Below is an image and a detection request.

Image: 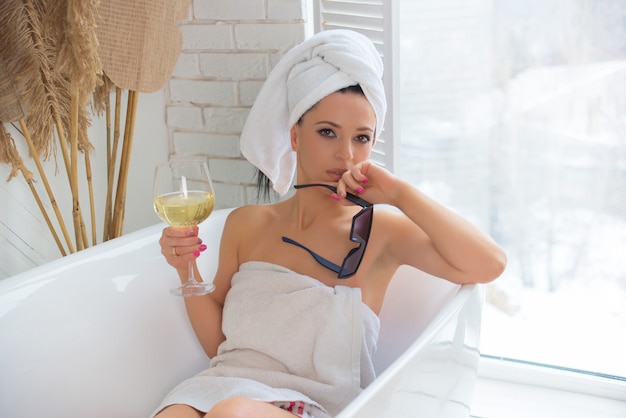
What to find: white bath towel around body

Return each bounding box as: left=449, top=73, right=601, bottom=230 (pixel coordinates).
left=152, top=261, right=380, bottom=418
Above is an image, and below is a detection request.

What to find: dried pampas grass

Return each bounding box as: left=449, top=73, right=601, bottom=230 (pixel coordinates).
left=1, top=0, right=190, bottom=262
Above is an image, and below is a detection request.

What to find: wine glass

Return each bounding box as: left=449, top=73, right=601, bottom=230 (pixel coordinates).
left=153, top=160, right=216, bottom=296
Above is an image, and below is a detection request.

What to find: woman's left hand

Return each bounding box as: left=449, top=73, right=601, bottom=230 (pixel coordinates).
left=337, top=160, right=399, bottom=205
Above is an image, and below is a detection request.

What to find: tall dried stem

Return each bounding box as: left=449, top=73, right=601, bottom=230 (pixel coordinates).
left=47, top=0, right=101, bottom=250
left=102, top=87, right=122, bottom=241
left=111, top=90, right=138, bottom=238
left=19, top=118, right=75, bottom=253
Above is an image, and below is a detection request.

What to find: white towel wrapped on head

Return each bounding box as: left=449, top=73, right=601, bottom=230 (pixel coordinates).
left=240, top=30, right=387, bottom=196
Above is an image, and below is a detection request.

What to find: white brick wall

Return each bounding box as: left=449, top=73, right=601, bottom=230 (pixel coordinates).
left=167, top=0, right=308, bottom=208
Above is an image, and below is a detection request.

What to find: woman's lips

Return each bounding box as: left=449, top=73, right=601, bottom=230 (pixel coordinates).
left=327, top=169, right=345, bottom=181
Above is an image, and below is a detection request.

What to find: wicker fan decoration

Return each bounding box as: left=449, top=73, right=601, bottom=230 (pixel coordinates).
left=0, top=0, right=190, bottom=256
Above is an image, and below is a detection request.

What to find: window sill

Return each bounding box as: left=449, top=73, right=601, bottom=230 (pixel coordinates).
left=471, top=356, right=626, bottom=418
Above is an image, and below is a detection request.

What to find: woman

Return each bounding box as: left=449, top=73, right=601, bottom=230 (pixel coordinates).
left=153, top=30, right=506, bottom=418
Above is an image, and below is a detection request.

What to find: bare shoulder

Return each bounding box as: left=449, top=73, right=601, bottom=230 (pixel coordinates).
left=225, top=204, right=279, bottom=232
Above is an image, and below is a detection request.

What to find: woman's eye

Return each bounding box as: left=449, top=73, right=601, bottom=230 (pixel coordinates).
left=318, top=128, right=335, bottom=137
left=355, top=135, right=371, bottom=143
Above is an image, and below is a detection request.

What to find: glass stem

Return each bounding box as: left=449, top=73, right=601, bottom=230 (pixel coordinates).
left=187, top=260, right=199, bottom=285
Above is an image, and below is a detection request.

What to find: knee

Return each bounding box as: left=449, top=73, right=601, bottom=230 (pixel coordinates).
left=206, top=397, right=258, bottom=418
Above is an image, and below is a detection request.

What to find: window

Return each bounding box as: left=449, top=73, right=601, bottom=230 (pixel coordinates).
left=316, top=0, right=626, bottom=380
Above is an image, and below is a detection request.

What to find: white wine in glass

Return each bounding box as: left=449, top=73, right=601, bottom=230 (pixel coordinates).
left=153, top=160, right=215, bottom=296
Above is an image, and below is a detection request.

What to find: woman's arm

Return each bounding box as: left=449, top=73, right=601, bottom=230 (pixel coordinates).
left=339, top=161, right=507, bottom=284
left=159, top=212, right=241, bottom=358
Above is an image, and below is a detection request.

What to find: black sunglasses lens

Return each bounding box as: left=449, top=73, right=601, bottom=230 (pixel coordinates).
left=340, top=247, right=364, bottom=278
left=340, top=207, right=373, bottom=278
left=352, top=207, right=373, bottom=241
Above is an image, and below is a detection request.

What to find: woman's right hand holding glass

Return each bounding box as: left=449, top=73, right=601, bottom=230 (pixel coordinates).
left=159, top=225, right=207, bottom=271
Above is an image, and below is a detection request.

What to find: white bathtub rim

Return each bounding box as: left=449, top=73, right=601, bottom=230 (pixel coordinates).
left=0, top=208, right=234, bottom=293
left=336, top=283, right=482, bottom=417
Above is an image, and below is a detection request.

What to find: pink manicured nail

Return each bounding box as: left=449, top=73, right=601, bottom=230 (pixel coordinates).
left=356, top=187, right=364, bottom=193
left=362, top=178, right=369, bottom=183
left=332, top=194, right=340, bottom=201
left=199, top=244, right=207, bottom=251
left=193, top=251, right=200, bottom=257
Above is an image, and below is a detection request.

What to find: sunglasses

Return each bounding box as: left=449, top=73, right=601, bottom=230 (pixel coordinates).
left=282, top=183, right=374, bottom=279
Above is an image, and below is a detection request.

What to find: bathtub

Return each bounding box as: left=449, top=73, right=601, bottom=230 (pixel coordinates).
left=0, top=208, right=484, bottom=418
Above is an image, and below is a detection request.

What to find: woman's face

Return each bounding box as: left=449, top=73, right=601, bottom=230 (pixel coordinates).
left=291, top=91, right=376, bottom=183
